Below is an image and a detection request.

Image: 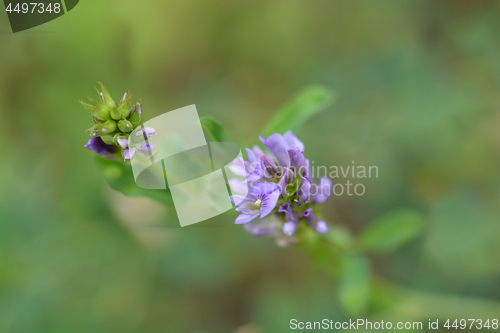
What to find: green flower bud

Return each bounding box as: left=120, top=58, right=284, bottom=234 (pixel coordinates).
left=81, top=84, right=145, bottom=142
left=117, top=119, right=133, bottom=133
left=118, top=91, right=133, bottom=119
left=128, top=101, right=143, bottom=128
left=98, top=82, right=116, bottom=109
left=80, top=99, right=110, bottom=121
left=96, top=82, right=121, bottom=120
left=87, top=120, right=117, bottom=135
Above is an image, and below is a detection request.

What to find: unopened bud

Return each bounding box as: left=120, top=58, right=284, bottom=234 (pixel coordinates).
left=117, top=119, right=133, bottom=133
left=80, top=99, right=109, bottom=121
left=87, top=120, right=117, bottom=135
left=128, top=101, right=143, bottom=127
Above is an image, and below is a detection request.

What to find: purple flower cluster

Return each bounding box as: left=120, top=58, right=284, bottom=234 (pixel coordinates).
left=229, top=131, right=332, bottom=241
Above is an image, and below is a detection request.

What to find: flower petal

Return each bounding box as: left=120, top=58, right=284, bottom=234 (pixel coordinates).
left=228, top=178, right=249, bottom=196
left=251, top=145, right=265, bottom=159
left=314, top=220, right=329, bottom=234
left=304, top=159, right=313, bottom=183
left=235, top=201, right=258, bottom=213
left=235, top=211, right=260, bottom=224
left=230, top=195, right=253, bottom=206
left=123, top=147, right=136, bottom=160
left=245, top=148, right=257, bottom=164
left=282, top=220, right=299, bottom=237
left=300, top=208, right=314, bottom=222
left=259, top=184, right=280, bottom=218
left=143, top=127, right=155, bottom=137
left=288, top=147, right=306, bottom=171
left=312, top=177, right=333, bottom=205
left=116, top=137, right=129, bottom=148
left=283, top=130, right=304, bottom=152
left=298, top=178, right=311, bottom=203
left=278, top=202, right=296, bottom=222
left=260, top=156, right=282, bottom=179
left=260, top=133, right=290, bottom=167
left=277, top=175, right=288, bottom=195
left=228, top=158, right=248, bottom=177
left=138, top=142, right=155, bottom=154
left=85, top=137, right=118, bottom=157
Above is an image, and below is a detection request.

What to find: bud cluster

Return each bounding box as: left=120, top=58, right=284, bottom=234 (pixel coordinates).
left=81, top=83, right=151, bottom=160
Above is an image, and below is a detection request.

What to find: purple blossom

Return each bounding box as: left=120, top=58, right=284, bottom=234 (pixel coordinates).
left=259, top=131, right=304, bottom=167
left=279, top=202, right=299, bottom=236
left=311, top=177, right=332, bottom=205
left=84, top=137, right=118, bottom=157
left=232, top=182, right=280, bottom=224
left=138, top=142, right=155, bottom=154
left=116, top=137, right=129, bottom=148
left=135, top=127, right=155, bottom=138
left=300, top=208, right=329, bottom=234
left=283, top=130, right=305, bottom=152
left=277, top=167, right=294, bottom=195
left=123, top=147, right=136, bottom=160
left=230, top=131, right=332, bottom=242
left=297, top=178, right=311, bottom=205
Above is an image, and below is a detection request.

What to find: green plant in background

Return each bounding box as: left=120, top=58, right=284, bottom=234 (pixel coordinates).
left=81, top=84, right=426, bottom=316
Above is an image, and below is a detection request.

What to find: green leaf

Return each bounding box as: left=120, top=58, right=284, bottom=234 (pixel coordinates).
left=357, top=210, right=425, bottom=254
left=261, top=86, right=335, bottom=137
left=95, top=156, right=173, bottom=204
left=200, top=116, right=230, bottom=142
left=338, top=253, right=371, bottom=316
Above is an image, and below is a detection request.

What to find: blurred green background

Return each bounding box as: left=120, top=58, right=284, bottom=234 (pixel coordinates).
left=1, top=0, right=500, bottom=332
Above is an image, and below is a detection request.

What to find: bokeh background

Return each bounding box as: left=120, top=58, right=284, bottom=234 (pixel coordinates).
left=1, top=0, right=500, bottom=332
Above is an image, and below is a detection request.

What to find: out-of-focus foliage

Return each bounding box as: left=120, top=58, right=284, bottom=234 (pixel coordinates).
left=357, top=210, right=426, bottom=254
left=1, top=0, right=500, bottom=332
left=260, top=86, right=334, bottom=137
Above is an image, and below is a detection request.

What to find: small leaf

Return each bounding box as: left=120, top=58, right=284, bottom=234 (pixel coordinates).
left=357, top=209, right=425, bottom=254
left=200, top=116, right=230, bottom=142
left=325, top=225, right=353, bottom=249
left=261, top=86, right=335, bottom=137
left=338, top=253, right=371, bottom=316
left=95, top=156, right=173, bottom=204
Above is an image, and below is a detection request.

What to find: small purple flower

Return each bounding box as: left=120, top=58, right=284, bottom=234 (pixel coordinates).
left=138, top=142, right=155, bottom=154
left=245, top=146, right=265, bottom=164
left=303, top=159, right=313, bottom=184
left=279, top=202, right=299, bottom=236
left=288, top=147, right=306, bottom=172
left=277, top=167, right=294, bottom=195
left=311, top=177, right=332, bottom=205
left=84, top=137, right=118, bottom=157
left=259, top=132, right=304, bottom=167
left=232, top=182, right=280, bottom=224
left=297, top=178, right=311, bottom=204
left=259, top=133, right=291, bottom=167
left=123, top=147, right=136, bottom=160
left=116, top=137, right=129, bottom=149
left=260, top=156, right=282, bottom=178
left=283, top=130, right=304, bottom=152
left=315, top=220, right=329, bottom=234
left=228, top=148, right=263, bottom=180
left=300, top=208, right=329, bottom=234
left=135, top=127, right=155, bottom=138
